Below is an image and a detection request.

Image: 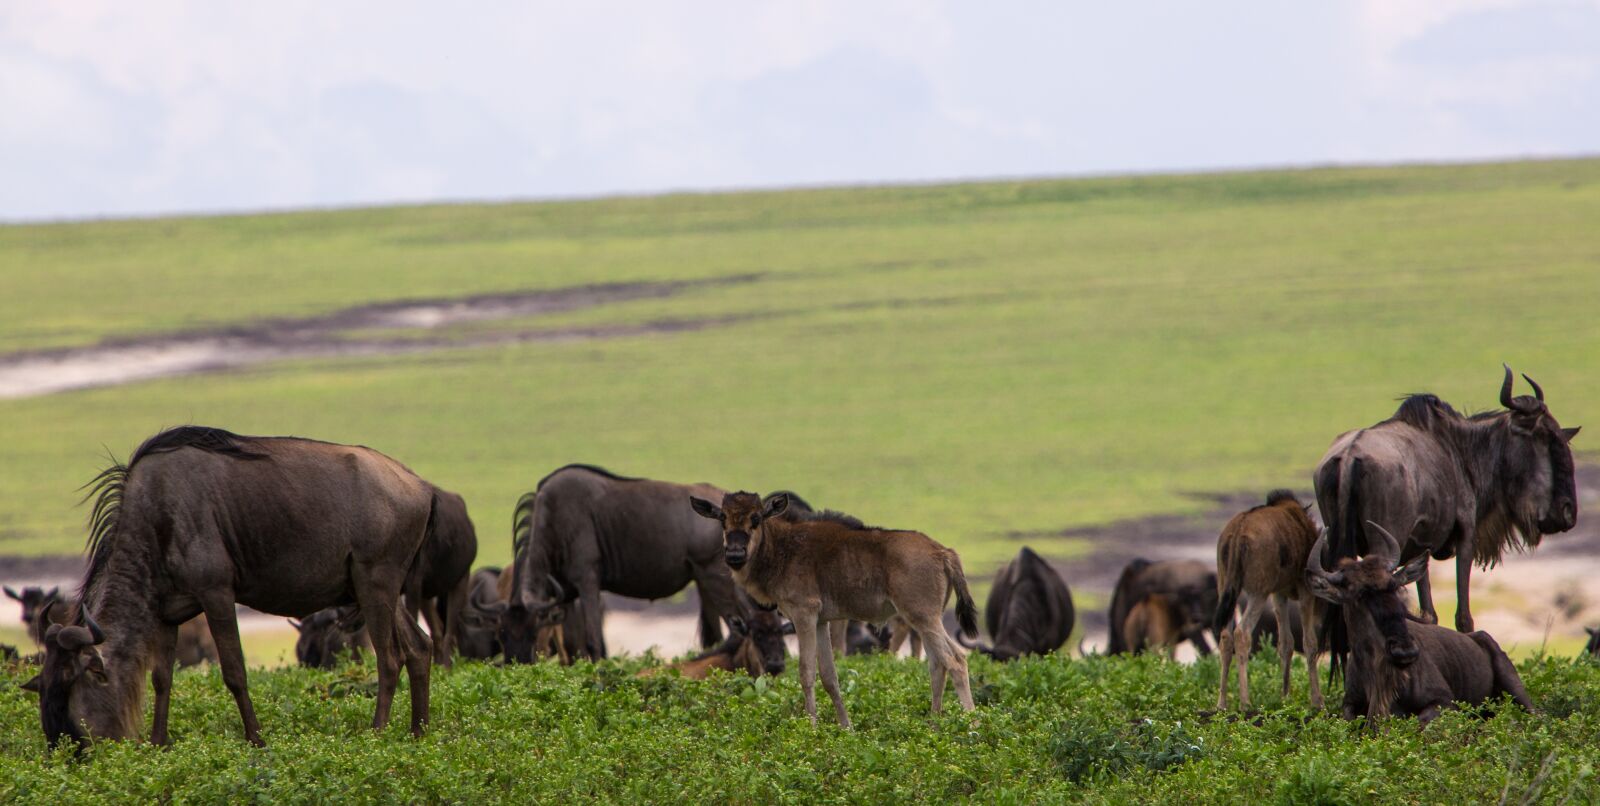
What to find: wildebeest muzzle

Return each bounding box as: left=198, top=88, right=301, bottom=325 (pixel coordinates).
left=724, top=531, right=751, bottom=569
left=1386, top=637, right=1419, bottom=668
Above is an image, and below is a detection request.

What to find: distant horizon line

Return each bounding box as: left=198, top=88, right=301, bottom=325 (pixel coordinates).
left=6, top=151, right=1597, bottom=228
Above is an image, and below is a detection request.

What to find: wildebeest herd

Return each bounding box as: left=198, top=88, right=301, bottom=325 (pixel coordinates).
left=8, top=365, right=1596, bottom=748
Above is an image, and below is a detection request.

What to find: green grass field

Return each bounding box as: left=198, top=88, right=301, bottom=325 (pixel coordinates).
left=3, top=159, right=1599, bottom=571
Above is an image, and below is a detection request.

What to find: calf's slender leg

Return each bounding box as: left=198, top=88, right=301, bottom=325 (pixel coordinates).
left=790, top=608, right=822, bottom=725
left=1234, top=595, right=1268, bottom=711
left=1272, top=593, right=1294, bottom=698
left=1216, top=625, right=1234, bottom=710
left=1300, top=596, right=1323, bottom=710
left=816, top=620, right=851, bottom=728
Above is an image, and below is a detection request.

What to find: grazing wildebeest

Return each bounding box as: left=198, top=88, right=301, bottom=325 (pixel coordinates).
left=1214, top=490, right=1324, bottom=711
left=6, top=586, right=69, bottom=647
left=1306, top=523, right=1535, bottom=726
left=691, top=491, right=979, bottom=727
left=290, top=608, right=371, bottom=669
left=456, top=568, right=507, bottom=660
left=1585, top=627, right=1599, bottom=658
left=503, top=466, right=745, bottom=662
left=175, top=616, right=218, bottom=668
left=1124, top=594, right=1181, bottom=658
left=639, top=595, right=793, bottom=680
left=404, top=487, right=477, bottom=665
left=1107, top=559, right=1217, bottom=656
left=1315, top=366, right=1580, bottom=637
left=956, top=546, right=1074, bottom=661
left=21, top=427, right=435, bottom=747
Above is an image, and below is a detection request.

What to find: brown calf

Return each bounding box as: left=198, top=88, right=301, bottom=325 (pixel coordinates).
left=638, top=607, right=792, bottom=680
left=1214, top=490, right=1324, bottom=711
left=1124, top=594, right=1182, bottom=658
left=691, top=492, right=978, bottom=727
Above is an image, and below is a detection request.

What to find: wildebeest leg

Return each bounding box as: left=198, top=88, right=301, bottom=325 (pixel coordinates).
left=353, top=566, right=405, bottom=733
left=1414, top=564, right=1439, bottom=625
left=418, top=598, right=449, bottom=667
left=148, top=622, right=179, bottom=746
left=1300, top=597, right=1323, bottom=710
left=442, top=573, right=470, bottom=666
left=1234, top=595, right=1268, bottom=710
left=198, top=591, right=263, bottom=746
left=578, top=577, right=607, bottom=660
left=790, top=607, right=822, bottom=726
left=816, top=620, right=851, bottom=728
left=830, top=620, right=847, bottom=657
left=1454, top=530, right=1475, bottom=632
left=1272, top=593, right=1294, bottom=698
left=914, top=612, right=973, bottom=714
left=1216, top=626, right=1234, bottom=710
left=393, top=600, right=433, bottom=736
left=690, top=563, right=735, bottom=649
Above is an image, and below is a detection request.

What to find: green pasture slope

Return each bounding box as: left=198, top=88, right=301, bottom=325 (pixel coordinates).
left=0, top=654, right=1596, bottom=802
left=3, top=159, right=1599, bottom=571
left=2, top=162, right=1600, bottom=801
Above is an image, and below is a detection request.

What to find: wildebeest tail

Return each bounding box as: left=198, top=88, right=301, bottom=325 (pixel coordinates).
left=1324, top=456, right=1365, bottom=680
left=942, top=549, right=979, bottom=639
left=1213, top=540, right=1243, bottom=635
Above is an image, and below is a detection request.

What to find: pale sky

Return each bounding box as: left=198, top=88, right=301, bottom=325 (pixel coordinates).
left=1, top=1, right=1596, bottom=221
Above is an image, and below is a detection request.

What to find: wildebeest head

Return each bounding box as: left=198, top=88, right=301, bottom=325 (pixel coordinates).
left=1306, top=524, right=1427, bottom=668
left=690, top=491, right=786, bottom=571
left=729, top=609, right=794, bottom=676
left=290, top=609, right=362, bottom=669
left=500, top=575, right=568, bottom=664
left=22, top=612, right=122, bottom=747
left=5, top=586, right=63, bottom=644
left=1497, top=366, right=1581, bottom=537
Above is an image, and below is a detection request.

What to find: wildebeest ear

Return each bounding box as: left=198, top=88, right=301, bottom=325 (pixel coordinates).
left=762, top=493, right=789, bottom=519
left=1562, top=426, right=1581, bottom=442
left=781, top=621, right=796, bottom=635
left=2, top=586, right=18, bottom=601
left=20, top=674, right=40, bottom=693
left=1393, top=555, right=1429, bottom=586
left=689, top=497, right=723, bottom=521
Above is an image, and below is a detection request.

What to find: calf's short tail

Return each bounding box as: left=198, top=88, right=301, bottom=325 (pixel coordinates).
left=942, top=549, right=980, bottom=639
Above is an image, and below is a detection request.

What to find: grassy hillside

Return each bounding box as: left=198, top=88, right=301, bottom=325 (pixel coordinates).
left=1, top=653, right=1595, bottom=802
left=2, top=160, right=1599, bottom=570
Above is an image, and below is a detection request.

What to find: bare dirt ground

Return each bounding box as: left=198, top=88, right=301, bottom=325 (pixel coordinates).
left=0, top=276, right=760, bottom=399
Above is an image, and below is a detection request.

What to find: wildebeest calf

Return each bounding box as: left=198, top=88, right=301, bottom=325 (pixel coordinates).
left=1306, top=523, right=1534, bottom=726
left=1123, top=593, right=1182, bottom=658
left=692, top=492, right=979, bottom=727
left=1107, top=559, right=1217, bottom=656
left=639, top=603, right=792, bottom=680
left=1214, top=490, right=1324, bottom=711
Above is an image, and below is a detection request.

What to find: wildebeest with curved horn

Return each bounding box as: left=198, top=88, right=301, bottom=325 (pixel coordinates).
left=1107, top=559, right=1217, bottom=656
left=1314, top=366, right=1580, bottom=636
left=404, top=486, right=477, bottom=665
left=1306, top=522, right=1534, bottom=726
left=21, top=427, right=436, bottom=747
left=1214, top=490, right=1324, bottom=711
left=956, top=546, right=1074, bottom=661
left=289, top=607, right=370, bottom=669
left=691, top=491, right=979, bottom=727
left=502, top=465, right=744, bottom=662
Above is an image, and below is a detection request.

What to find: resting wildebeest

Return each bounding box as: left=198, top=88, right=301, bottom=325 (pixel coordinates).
left=1315, top=366, right=1580, bottom=636
left=639, top=594, right=792, bottom=680
left=1306, top=523, right=1535, bottom=726
left=503, top=465, right=744, bottom=661
left=1107, top=559, right=1217, bottom=656
left=21, top=427, right=435, bottom=747
left=404, top=487, right=477, bottom=665
left=956, top=546, right=1074, bottom=661
left=691, top=492, right=979, bottom=727
left=290, top=608, right=370, bottom=669
left=1214, top=490, right=1324, bottom=711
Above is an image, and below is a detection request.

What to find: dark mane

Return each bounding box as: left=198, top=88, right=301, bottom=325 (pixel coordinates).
left=79, top=427, right=267, bottom=601
left=1262, top=489, right=1301, bottom=508
left=1389, top=394, right=1461, bottom=429
left=511, top=491, right=537, bottom=554
left=536, top=464, right=639, bottom=489
left=780, top=508, right=872, bottom=530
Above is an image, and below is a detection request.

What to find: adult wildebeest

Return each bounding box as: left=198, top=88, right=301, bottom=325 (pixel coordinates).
left=457, top=568, right=508, bottom=660
left=21, top=427, right=435, bottom=747
left=1306, top=523, right=1535, bottom=726
left=691, top=491, right=979, bottom=727
left=503, top=465, right=743, bottom=662
left=404, top=487, right=477, bottom=665
left=290, top=608, right=370, bottom=669
left=1107, top=559, right=1217, bottom=656
left=1124, top=594, right=1181, bottom=658
left=639, top=595, right=792, bottom=680
left=956, top=546, right=1074, bottom=661
left=1315, top=366, right=1580, bottom=636
left=1214, top=490, right=1324, bottom=711
left=457, top=566, right=581, bottom=663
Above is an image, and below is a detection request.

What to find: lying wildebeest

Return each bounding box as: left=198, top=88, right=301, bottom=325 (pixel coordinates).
left=404, top=487, right=477, bottom=665
left=1586, top=627, right=1599, bottom=658
left=639, top=594, right=793, bottom=680
left=22, top=427, right=435, bottom=747
left=6, top=586, right=70, bottom=646
left=503, top=465, right=745, bottom=662
left=1107, top=559, right=1217, bottom=656
left=1214, top=490, right=1324, bottom=711
left=691, top=491, right=979, bottom=727
left=1307, top=522, right=1534, bottom=726
left=1315, top=366, right=1580, bottom=636
left=957, top=546, right=1074, bottom=661
left=290, top=608, right=371, bottom=669
left=1124, top=593, right=1181, bottom=658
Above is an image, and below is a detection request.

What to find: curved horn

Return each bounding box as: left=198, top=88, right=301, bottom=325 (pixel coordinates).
left=81, top=611, right=106, bottom=645
left=1306, top=528, right=1331, bottom=577
left=546, top=574, right=567, bottom=604
left=1500, top=364, right=1516, bottom=409
left=1522, top=373, right=1544, bottom=403
left=1365, top=520, right=1403, bottom=567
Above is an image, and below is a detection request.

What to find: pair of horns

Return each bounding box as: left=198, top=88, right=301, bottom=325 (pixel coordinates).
left=515, top=574, right=567, bottom=610
left=1500, top=364, right=1545, bottom=412
left=45, top=612, right=105, bottom=652
left=1307, top=520, right=1404, bottom=578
